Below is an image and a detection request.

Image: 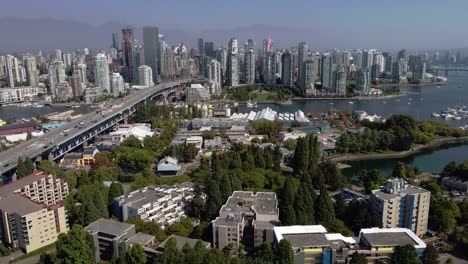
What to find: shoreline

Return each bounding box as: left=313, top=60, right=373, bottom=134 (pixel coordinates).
left=329, top=136, right=468, bottom=163
left=291, top=93, right=405, bottom=101
left=372, top=81, right=446, bottom=89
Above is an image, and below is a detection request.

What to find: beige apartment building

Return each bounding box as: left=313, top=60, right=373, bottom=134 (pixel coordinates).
left=370, top=179, right=430, bottom=237
left=212, top=191, right=280, bottom=250
left=0, top=171, right=69, bottom=253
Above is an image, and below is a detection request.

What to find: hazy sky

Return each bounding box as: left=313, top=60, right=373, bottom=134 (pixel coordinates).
left=1, top=0, right=468, bottom=49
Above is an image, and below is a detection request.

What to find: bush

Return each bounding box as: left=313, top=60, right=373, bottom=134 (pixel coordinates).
left=0, top=243, right=10, bottom=256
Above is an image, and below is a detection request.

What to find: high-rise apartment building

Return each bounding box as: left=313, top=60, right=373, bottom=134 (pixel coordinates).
left=227, top=38, right=239, bottom=86
left=143, top=26, right=160, bottom=84
left=94, top=53, right=110, bottom=94
left=207, top=59, right=221, bottom=94
left=212, top=191, right=280, bottom=250
left=5, top=55, right=17, bottom=88
left=48, top=60, right=66, bottom=96
left=138, top=65, right=153, bottom=87
left=0, top=171, right=69, bottom=253
left=356, top=69, right=370, bottom=95
left=24, top=56, right=39, bottom=87
left=321, top=53, right=335, bottom=91
left=297, top=41, right=308, bottom=82
left=198, top=38, right=205, bottom=56
left=110, top=73, right=124, bottom=97
left=281, top=51, right=293, bottom=87
left=55, top=50, right=62, bottom=62
left=244, top=39, right=255, bottom=85
left=121, top=27, right=134, bottom=82
left=301, top=59, right=316, bottom=89
left=353, top=50, right=363, bottom=69
left=334, top=65, right=347, bottom=94
left=371, top=179, right=430, bottom=237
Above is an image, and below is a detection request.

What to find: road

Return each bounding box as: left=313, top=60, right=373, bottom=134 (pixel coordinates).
left=0, top=80, right=188, bottom=176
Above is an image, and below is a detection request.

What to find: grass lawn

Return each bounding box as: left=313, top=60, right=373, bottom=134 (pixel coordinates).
left=10, top=243, right=56, bottom=263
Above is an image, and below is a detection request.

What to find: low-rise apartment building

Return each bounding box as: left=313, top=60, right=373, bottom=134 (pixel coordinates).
left=212, top=191, right=280, bottom=250
left=112, top=183, right=194, bottom=228
left=0, top=171, right=69, bottom=253
left=273, top=225, right=426, bottom=264
left=370, top=179, right=430, bottom=237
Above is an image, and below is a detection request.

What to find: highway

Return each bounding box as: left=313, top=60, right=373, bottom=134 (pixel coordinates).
left=0, top=80, right=188, bottom=176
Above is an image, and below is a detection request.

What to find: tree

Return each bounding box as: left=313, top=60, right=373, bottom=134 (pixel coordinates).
left=291, top=137, right=309, bottom=176
left=391, top=245, right=420, bottom=264
left=315, top=186, right=335, bottom=225
left=254, top=242, right=274, bottom=263
left=349, top=252, right=368, bottom=264
left=421, top=243, right=439, bottom=264
left=125, top=244, right=147, bottom=264
left=77, top=170, right=90, bottom=187
left=158, top=237, right=182, bottom=264
left=55, top=225, right=94, bottom=264
left=279, top=176, right=296, bottom=225
left=108, top=182, right=124, bottom=215
left=274, top=239, right=294, bottom=264
left=16, top=157, right=34, bottom=178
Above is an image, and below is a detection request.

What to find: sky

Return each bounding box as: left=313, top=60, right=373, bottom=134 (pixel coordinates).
left=1, top=0, right=468, bottom=49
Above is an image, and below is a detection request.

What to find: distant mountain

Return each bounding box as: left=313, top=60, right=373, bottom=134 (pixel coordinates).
left=0, top=17, right=318, bottom=53
left=1, top=17, right=465, bottom=53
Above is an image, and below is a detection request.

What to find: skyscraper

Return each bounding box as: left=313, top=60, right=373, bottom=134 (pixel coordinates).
left=244, top=39, right=255, bottom=84
left=121, top=27, right=134, bottom=82
left=138, top=65, right=153, bottom=87
left=48, top=60, right=66, bottom=96
left=69, top=71, right=82, bottom=97
left=5, top=55, right=16, bottom=88
left=24, top=56, right=39, bottom=87
left=143, top=26, right=160, bottom=84
left=353, top=50, right=363, bottom=69
left=55, top=50, right=62, bottom=62
left=356, top=69, right=370, bottom=95
left=227, top=38, right=239, bottom=87
left=94, top=53, right=110, bottom=94
left=63, top=53, right=73, bottom=70
left=397, top=49, right=407, bottom=61
left=383, top=52, right=393, bottom=74
left=321, top=53, right=335, bottom=91
left=281, top=51, right=293, bottom=87
left=297, top=41, right=308, bottom=82
left=207, top=59, right=221, bottom=94
left=334, top=65, right=346, bottom=94
left=112, top=32, right=120, bottom=51
left=110, top=73, right=125, bottom=97
left=302, top=59, right=316, bottom=89
left=198, top=38, right=205, bottom=57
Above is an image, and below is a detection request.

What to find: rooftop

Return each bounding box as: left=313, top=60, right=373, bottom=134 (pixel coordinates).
left=85, top=218, right=134, bottom=239
left=158, top=235, right=210, bottom=250
left=127, top=232, right=155, bottom=246
left=283, top=233, right=330, bottom=249
left=360, top=227, right=426, bottom=249
left=0, top=193, right=45, bottom=215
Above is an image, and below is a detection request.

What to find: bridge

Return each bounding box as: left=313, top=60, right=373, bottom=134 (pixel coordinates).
left=0, top=79, right=191, bottom=178
left=429, top=65, right=468, bottom=74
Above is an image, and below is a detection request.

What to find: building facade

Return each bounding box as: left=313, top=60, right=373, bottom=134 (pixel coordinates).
left=143, top=26, right=160, bottom=84
left=212, top=191, right=280, bottom=250
left=370, top=179, right=430, bottom=237
left=227, top=38, right=239, bottom=86
left=0, top=171, right=69, bottom=253
left=94, top=53, right=110, bottom=94
left=112, top=183, right=194, bottom=228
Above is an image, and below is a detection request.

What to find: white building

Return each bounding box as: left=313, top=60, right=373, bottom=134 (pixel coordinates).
left=138, top=65, right=153, bottom=87
left=48, top=60, right=66, bottom=96
left=207, top=59, right=221, bottom=94
left=112, top=183, right=194, bottom=228
left=227, top=37, right=239, bottom=86
left=110, top=73, right=125, bottom=97
left=109, top=123, right=154, bottom=141
left=94, top=53, right=110, bottom=94
left=0, top=87, right=47, bottom=103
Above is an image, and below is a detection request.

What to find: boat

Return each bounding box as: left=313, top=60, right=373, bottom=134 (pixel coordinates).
left=71, top=105, right=80, bottom=108
left=408, top=102, right=411, bottom=105
left=432, top=113, right=441, bottom=117
left=234, top=102, right=239, bottom=107
left=348, top=101, right=354, bottom=104
left=454, top=116, right=462, bottom=120
left=395, top=99, right=401, bottom=102
left=246, top=102, right=254, bottom=108
left=382, top=101, right=387, bottom=104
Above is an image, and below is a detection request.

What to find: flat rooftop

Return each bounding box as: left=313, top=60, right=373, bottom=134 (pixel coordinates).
left=283, top=233, right=330, bottom=249
left=360, top=228, right=426, bottom=249
left=0, top=193, right=45, bottom=215
left=85, top=218, right=134, bottom=238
